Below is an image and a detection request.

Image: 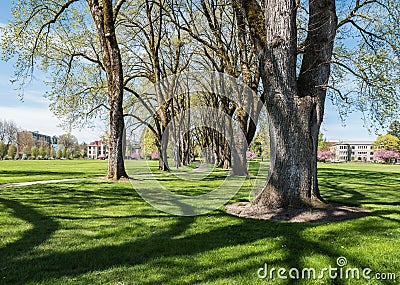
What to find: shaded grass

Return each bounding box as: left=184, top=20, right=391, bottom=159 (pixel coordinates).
left=0, top=161, right=398, bottom=284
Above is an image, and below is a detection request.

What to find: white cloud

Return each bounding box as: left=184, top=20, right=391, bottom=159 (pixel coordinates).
left=0, top=105, right=102, bottom=143
left=21, top=90, right=49, bottom=105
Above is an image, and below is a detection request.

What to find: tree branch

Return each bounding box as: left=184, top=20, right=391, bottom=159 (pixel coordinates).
left=85, top=103, right=110, bottom=121
left=31, top=0, right=81, bottom=69
left=123, top=113, right=157, bottom=135
left=113, top=0, right=126, bottom=20
left=124, top=86, right=157, bottom=115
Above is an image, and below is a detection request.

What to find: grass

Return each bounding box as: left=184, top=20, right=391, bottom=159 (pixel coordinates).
left=0, top=160, right=399, bottom=284
left=0, top=160, right=108, bottom=183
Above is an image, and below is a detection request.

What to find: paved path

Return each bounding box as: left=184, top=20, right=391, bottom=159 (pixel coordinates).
left=0, top=178, right=83, bottom=189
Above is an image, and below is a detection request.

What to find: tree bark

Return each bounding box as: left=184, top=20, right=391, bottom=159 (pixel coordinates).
left=243, top=0, right=337, bottom=209
left=232, top=111, right=248, bottom=176
left=156, top=131, right=170, bottom=171
left=88, top=0, right=127, bottom=179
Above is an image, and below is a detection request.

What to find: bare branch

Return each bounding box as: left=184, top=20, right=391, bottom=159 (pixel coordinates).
left=337, top=0, right=377, bottom=29
left=123, top=113, right=157, bottom=135
left=113, top=0, right=126, bottom=20
left=327, top=85, right=350, bottom=103
left=124, top=86, right=157, bottom=115
left=31, top=0, right=81, bottom=69
left=85, top=103, right=110, bottom=121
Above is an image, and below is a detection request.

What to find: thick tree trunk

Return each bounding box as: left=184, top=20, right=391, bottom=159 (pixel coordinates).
left=232, top=114, right=248, bottom=176
left=253, top=96, right=323, bottom=208
left=88, top=0, right=128, bottom=179
left=243, top=0, right=337, bottom=209
left=157, top=132, right=170, bottom=171
left=222, top=140, right=232, bottom=170
left=158, top=147, right=169, bottom=171
left=107, top=102, right=127, bottom=179
left=169, top=123, right=181, bottom=168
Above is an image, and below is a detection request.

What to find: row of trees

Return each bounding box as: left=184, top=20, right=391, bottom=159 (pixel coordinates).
left=0, top=117, right=87, bottom=160
left=19, top=133, right=87, bottom=160
left=373, top=131, right=400, bottom=163
left=2, top=1, right=400, bottom=210
left=20, top=145, right=85, bottom=160
left=0, top=119, right=18, bottom=159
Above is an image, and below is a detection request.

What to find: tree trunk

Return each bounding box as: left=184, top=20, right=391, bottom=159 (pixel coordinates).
left=222, top=140, right=232, bottom=170
left=88, top=0, right=127, bottom=179
left=107, top=101, right=127, bottom=179
left=232, top=114, right=248, bottom=176
left=242, top=0, right=337, bottom=209
left=157, top=131, right=170, bottom=171
left=253, top=96, right=323, bottom=208
left=158, top=147, right=169, bottom=171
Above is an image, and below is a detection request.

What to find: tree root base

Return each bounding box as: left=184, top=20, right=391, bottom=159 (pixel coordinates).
left=225, top=202, right=370, bottom=223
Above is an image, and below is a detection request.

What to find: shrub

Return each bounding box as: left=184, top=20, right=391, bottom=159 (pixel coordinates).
left=373, top=149, right=400, bottom=163
left=317, top=150, right=334, bottom=162
left=246, top=151, right=257, bottom=160
left=151, top=151, right=159, bottom=160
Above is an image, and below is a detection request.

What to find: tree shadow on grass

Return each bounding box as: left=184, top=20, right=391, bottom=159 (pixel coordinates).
left=319, top=173, right=400, bottom=225
left=1, top=167, right=399, bottom=284
left=319, top=168, right=400, bottom=208
left=318, top=168, right=400, bottom=184
left=0, top=198, right=59, bottom=275
left=1, top=196, right=397, bottom=284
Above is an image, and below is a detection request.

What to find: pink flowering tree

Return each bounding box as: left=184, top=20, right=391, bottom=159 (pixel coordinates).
left=131, top=152, right=141, bottom=160
left=317, top=150, right=334, bottom=162
left=373, top=149, right=400, bottom=163
left=151, top=151, right=159, bottom=160
left=246, top=151, right=257, bottom=160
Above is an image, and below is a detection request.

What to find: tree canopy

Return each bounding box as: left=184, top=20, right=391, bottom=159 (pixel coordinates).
left=373, top=134, right=400, bottom=151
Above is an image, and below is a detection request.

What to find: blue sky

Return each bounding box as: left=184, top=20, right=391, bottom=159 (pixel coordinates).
left=0, top=1, right=379, bottom=143
left=0, top=1, right=104, bottom=143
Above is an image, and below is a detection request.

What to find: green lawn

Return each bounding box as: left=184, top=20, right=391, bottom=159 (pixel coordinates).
left=0, top=160, right=108, bottom=183
left=0, top=161, right=399, bottom=284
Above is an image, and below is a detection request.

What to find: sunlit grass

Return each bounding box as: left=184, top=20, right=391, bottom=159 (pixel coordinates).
left=0, top=160, right=398, bottom=284
left=0, top=160, right=108, bottom=183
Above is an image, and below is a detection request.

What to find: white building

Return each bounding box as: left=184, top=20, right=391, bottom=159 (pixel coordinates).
left=330, top=141, right=375, bottom=162
left=87, top=140, right=108, bottom=159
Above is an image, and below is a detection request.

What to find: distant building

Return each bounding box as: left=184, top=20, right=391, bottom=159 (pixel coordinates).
left=87, top=140, right=108, bottom=159
left=31, top=131, right=53, bottom=144
left=17, top=131, right=56, bottom=154
left=330, top=141, right=375, bottom=162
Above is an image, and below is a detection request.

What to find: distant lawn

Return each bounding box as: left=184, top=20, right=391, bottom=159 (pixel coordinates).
left=0, top=159, right=191, bottom=184
left=318, top=162, right=400, bottom=209
left=0, top=160, right=108, bottom=184
left=0, top=161, right=398, bottom=284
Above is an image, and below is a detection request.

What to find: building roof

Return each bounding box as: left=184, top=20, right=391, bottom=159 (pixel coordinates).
left=88, top=140, right=103, bottom=147
left=331, top=141, right=373, bottom=146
